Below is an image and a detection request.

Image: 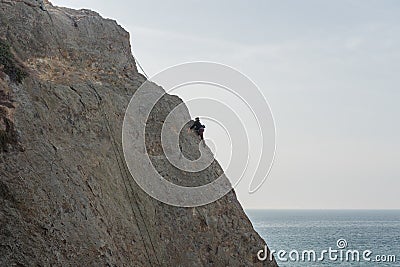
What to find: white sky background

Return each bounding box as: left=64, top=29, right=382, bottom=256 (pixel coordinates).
left=51, top=0, right=400, bottom=209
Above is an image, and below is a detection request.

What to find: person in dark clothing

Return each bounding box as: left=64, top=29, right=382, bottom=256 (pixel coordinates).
left=189, top=117, right=205, bottom=140
left=36, top=0, right=47, bottom=11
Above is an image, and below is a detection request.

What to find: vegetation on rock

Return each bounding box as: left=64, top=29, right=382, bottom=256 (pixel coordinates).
left=0, top=40, right=27, bottom=83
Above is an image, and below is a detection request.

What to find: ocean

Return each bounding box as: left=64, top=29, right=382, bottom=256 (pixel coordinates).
left=245, top=210, right=400, bottom=266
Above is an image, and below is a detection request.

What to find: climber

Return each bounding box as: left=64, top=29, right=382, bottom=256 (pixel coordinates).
left=36, top=0, right=47, bottom=11
left=189, top=117, right=205, bottom=140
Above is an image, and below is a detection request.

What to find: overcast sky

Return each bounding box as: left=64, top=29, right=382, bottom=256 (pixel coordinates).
left=52, top=0, right=400, bottom=209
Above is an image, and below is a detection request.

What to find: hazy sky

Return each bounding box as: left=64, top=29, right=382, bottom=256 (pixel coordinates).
left=51, top=0, right=400, bottom=209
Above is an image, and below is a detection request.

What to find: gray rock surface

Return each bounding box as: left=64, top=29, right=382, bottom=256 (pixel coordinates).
left=0, top=1, right=277, bottom=266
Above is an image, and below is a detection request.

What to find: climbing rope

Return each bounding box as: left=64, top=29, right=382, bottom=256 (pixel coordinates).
left=87, top=83, right=161, bottom=267
left=133, top=55, right=149, bottom=80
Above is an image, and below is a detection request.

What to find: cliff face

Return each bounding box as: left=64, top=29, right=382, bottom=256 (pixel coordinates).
left=0, top=1, right=277, bottom=266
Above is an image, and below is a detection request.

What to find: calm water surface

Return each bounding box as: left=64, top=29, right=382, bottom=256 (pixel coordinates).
left=246, top=210, right=400, bottom=266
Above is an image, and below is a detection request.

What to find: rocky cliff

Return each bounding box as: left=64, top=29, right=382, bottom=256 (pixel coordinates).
left=0, top=1, right=277, bottom=266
